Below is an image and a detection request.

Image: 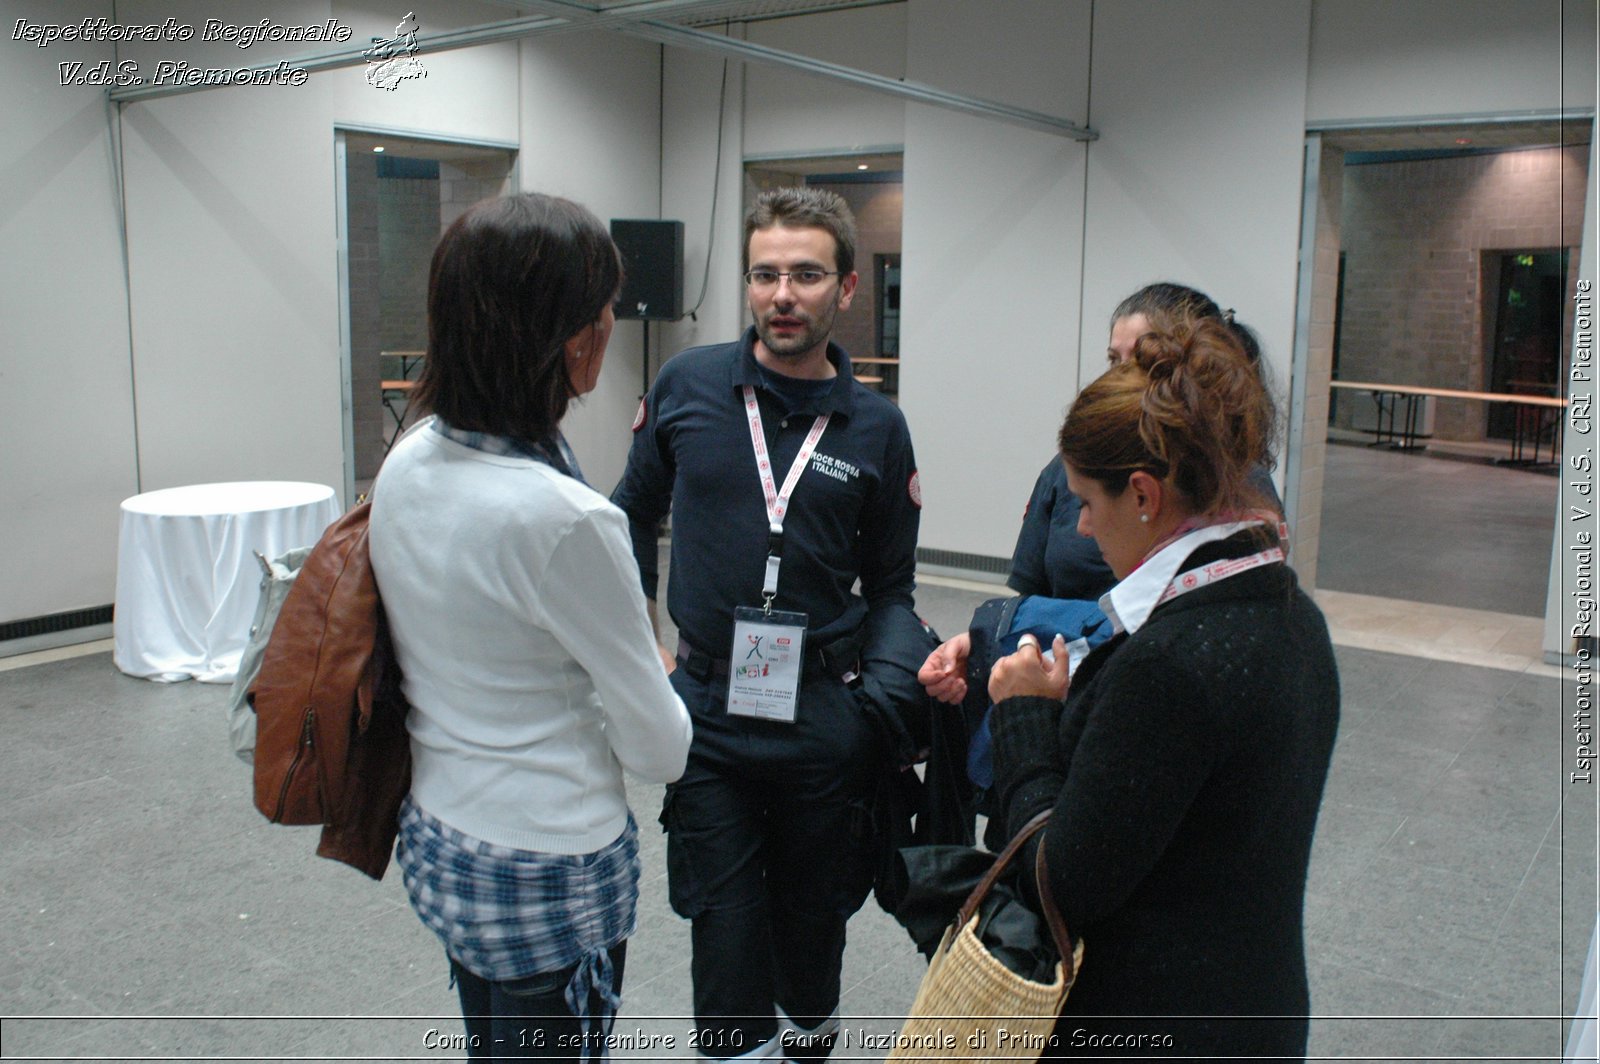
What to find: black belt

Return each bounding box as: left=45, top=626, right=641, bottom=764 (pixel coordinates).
left=676, top=633, right=862, bottom=686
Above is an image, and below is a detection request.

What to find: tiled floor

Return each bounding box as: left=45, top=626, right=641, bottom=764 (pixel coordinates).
left=0, top=443, right=1591, bottom=1061
left=1317, top=439, right=1560, bottom=618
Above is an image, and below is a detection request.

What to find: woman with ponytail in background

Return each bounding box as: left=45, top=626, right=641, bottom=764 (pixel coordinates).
left=985, top=316, right=1340, bottom=1061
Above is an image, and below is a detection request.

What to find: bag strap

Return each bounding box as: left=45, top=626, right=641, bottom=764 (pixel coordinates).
left=1035, top=830, right=1077, bottom=982
left=954, top=809, right=1077, bottom=976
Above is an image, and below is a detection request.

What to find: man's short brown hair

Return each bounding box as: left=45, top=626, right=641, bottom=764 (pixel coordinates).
left=743, top=186, right=857, bottom=276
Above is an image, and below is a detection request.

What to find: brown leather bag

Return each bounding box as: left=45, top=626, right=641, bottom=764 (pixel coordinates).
left=248, top=501, right=411, bottom=879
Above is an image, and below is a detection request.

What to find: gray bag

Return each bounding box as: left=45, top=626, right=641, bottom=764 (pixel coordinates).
left=228, top=546, right=314, bottom=763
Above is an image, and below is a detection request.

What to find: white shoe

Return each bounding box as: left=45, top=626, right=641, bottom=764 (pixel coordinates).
left=774, top=1007, right=840, bottom=1063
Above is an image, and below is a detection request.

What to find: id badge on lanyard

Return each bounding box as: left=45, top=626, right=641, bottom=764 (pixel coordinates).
left=728, top=606, right=808, bottom=722
left=725, top=386, right=829, bottom=724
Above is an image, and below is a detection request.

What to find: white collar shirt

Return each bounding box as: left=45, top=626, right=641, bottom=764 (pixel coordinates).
left=1098, top=520, right=1267, bottom=637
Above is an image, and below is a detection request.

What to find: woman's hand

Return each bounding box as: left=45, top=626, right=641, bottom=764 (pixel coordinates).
left=657, top=643, right=677, bottom=676
left=989, top=633, right=1070, bottom=703
left=918, top=631, right=972, bottom=704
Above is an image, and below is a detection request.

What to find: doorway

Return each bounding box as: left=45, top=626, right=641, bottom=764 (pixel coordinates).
left=334, top=130, right=516, bottom=501
left=1484, top=248, right=1567, bottom=439
left=1295, top=120, right=1589, bottom=649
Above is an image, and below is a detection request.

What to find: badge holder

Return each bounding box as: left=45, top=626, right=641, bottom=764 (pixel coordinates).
left=727, top=535, right=807, bottom=723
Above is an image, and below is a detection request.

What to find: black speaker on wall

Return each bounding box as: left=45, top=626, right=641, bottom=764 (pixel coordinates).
left=611, top=219, right=685, bottom=321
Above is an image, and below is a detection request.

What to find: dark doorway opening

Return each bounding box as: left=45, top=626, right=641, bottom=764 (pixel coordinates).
left=1485, top=249, right=1566, bottom=439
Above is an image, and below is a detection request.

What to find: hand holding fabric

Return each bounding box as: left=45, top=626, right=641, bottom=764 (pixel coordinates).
left=917, top=630, right=971, bottom=704
left=988, top=633, right=1070, bottom=703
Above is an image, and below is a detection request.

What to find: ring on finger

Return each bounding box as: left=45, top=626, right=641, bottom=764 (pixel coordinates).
left=1016, top=634, right=1041, bottom=653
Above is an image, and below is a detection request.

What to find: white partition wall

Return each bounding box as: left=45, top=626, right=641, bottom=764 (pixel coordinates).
left=117, top=0, right=344, bottom=495
left=659, top=40, right=750, bottom=371
left=1306, top=0, right=1595, bottom=123
left=1, top=0, right=139, bottom=624
left=1077, top=0, right=1312, bottom=421
left=1546, top=133, right=1598, bottom=665
left=2, top=0, right=684, bottom=635
left=902, top=0, right=1311, bottom=568
left=115, top=0, right=527, bottom=500
left=331, top=0, right=520, bottom=134
left=517, top=29, right=667, bottom=493
left=897, top=0, right=1091, bottom=564
left=742, top=3, right=907, bottom=159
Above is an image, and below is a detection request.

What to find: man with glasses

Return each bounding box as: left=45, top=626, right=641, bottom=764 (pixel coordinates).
left=613, top=187, right=922, bottom=1061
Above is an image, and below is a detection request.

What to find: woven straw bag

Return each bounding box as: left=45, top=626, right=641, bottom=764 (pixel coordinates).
left=887, top=812, right=1082, bottom=1061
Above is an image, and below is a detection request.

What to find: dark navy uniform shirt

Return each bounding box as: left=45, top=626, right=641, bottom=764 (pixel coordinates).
left=611, top=327, right=921, bottom=657
left=1007, top=457, right=1116, bottom=601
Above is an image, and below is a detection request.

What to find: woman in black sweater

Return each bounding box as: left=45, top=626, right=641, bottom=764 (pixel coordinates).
left=986, top=317, right=1340, bottom=1061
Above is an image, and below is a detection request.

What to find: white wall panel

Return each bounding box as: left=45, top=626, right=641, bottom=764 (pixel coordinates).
left=899, top=0, right=1091, bottom=560
left=1078, top=0, right=1312, bottom=480
left=331, top=0, right=520, bottom=144
left=0, top=0, right=138, bottom=622
left=518, top=31, right=666, bottom=494
left=1546, top=133, right=1598, bottom=662
left=118, top=0, right=345, bottom=494
left=743, top=4, right=907, bottom=158
left=1307, top=0, right=1597, bottom=124
left=659, top=42, right=750, bottom=381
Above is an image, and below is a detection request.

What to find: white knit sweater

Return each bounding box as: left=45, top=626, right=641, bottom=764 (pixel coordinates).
left=369, top=426, right=691, bottom=855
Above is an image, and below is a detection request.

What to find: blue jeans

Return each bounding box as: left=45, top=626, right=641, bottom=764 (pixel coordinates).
left=451, top=943, right=627, bottom=1062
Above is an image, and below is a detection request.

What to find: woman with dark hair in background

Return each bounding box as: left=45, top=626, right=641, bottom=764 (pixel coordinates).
left=1009, top=281, right=1276, bottom=601
left=986, top=316, right=1339, bottom=1060
left=369, top=193, right=693, bottom=1061
left=919, top=281, right=1277, bottom=705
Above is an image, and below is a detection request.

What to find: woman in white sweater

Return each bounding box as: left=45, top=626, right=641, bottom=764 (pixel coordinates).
left=369, top=193, right=693, bottom=1061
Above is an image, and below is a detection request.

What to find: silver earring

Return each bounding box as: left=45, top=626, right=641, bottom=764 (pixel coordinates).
left=1140, top=514, right=1149, bottom=523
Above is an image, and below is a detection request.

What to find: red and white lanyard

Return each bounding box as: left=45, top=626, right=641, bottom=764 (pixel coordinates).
left=743, top=385, right=830, bottom=605
left=1153, top=542, right=1285, bottom=608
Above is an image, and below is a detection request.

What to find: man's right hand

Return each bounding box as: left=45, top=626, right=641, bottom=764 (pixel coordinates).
left=917, top=630, right=972, bottom=704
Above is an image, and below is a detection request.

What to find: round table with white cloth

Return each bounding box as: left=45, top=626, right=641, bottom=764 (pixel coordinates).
left=112, top=481, right=341, bottom=683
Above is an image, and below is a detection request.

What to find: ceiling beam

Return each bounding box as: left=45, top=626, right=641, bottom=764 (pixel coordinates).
left=106, top=2, right=764, bottom=102
left=109, top=0, right=1099, bottom=143
left=516, top=0, right=1097, bottom=140
left=108, top=13, right=574, bottom=102
left=625, top=19, right=1095, bottom=140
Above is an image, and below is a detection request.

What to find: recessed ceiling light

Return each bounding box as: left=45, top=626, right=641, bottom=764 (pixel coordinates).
left=373, top=146, right=386, bottom=153
left=857, top=163, right=869, bottom=170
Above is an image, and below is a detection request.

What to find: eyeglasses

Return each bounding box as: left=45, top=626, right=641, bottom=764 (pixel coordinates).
left=743, top=268, right=842, bottom=290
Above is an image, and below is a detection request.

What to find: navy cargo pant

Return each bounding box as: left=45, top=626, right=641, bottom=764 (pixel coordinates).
left=662, top=662, right=882, bottom=1061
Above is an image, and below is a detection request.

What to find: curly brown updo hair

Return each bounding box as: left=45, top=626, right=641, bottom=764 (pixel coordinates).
left=1059, top=317, right=1277, bottom=515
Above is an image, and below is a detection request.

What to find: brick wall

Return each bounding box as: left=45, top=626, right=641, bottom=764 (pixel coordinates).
left=347, top=160, right=438, bottom=481
left=1335, top=145, right=1587, bottom=441
left=440, top=158, right=510, bottom=232
left=377, top=174, right=437, bottom=354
